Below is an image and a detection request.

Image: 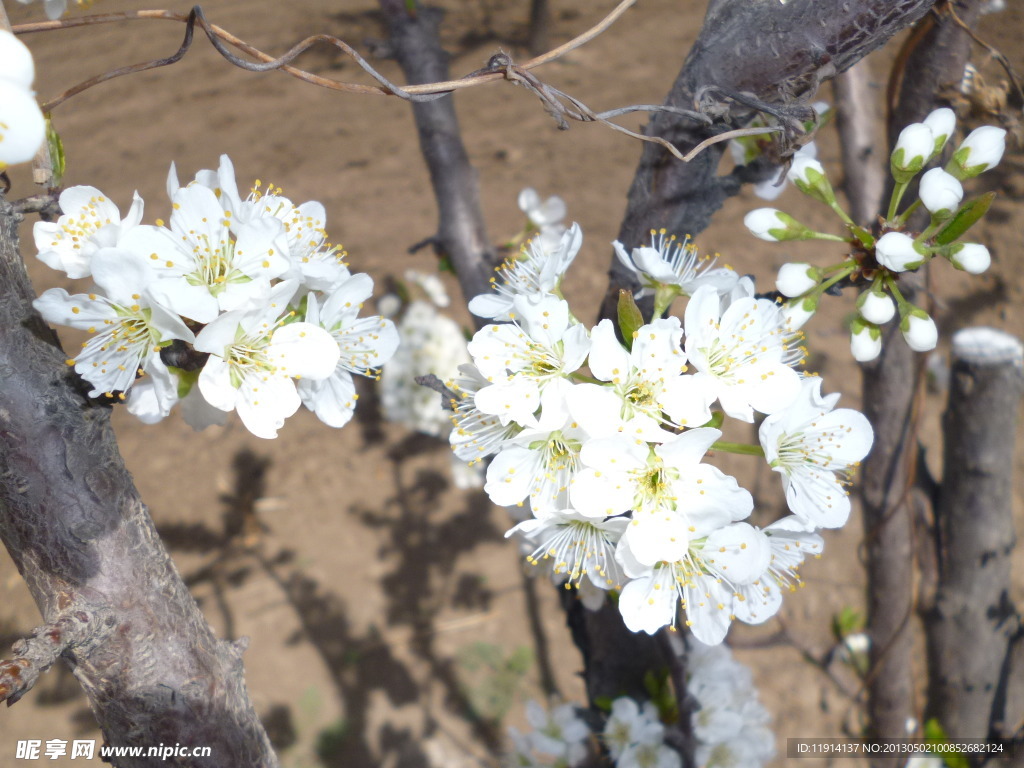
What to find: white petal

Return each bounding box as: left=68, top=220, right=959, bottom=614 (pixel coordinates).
left=298, top=369, right=357, bottom=428
left=269, top=323, right=341, bottom=381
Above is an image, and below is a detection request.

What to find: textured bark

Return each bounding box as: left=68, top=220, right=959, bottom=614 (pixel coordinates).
left=860, top=3, right=983, bottom=761
left=379, top=0, right=496, bottom=316
left=834, top=61, right=887, bottom=226
left=0, top=198, right=277, bottom=767
left=860, top=330, right=919, bottom=759
left=926, top=329, right=1023, bottom=738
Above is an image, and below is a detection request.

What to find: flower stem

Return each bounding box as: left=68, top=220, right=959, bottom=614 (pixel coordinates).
left=887, top=180, right=909, bottom=223
left=710, top=441, right=765, bottom=457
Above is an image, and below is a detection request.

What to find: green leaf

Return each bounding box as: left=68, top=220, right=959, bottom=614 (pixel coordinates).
left=618, top=290, right=644, bottom=351
left=934, top=192, right=995, bottom=245
left=923, top=718, right=969, bottom=768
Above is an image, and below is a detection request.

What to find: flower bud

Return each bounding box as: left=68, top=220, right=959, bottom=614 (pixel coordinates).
left=786, top=157, right=837, bottom=206
left=776, top=262, right=819, bottom=297
left=922, top=108, right=956, bottom=155
left=743, top=208, right=814, bottom=242
left=918, top=167, right=963, bottom=219
left=857, top=289, right=896, bottom=325
left=949, top=126, right=1007, bottom=178
left=948, top=242, right=991, bottom=274
left=901, top=310, right=938, bottom=352
left=851, top=321, right=882, bottom=362
left=781, top=295, right=818, bottom=331
left=875, top=231, right=926, bottom=272
left=891, top=123, right=934, bottom=182
left=0, top=30, right=36, bottom=90
left=0, top=82, right=47, bottom=168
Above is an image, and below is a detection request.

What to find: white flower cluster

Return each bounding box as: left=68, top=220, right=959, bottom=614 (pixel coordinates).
left=743, top=108, right=1006, bottom=363
left=32, top=155, right=398, bottom=438
left=510, top=641, right=774, bottom=768
left=0, top=30, right=46, bottom=171
left=450, top=221, right=873, bottom=644
left=688, top=639, right=775, bottom=767
left=603, top=697, right=680, bottom=768
left=507, top=700, right=590, bottom=768
left=380, top=270, right=470, bottom=438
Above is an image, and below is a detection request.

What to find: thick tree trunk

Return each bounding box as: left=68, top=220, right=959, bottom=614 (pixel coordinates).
left=860, top=3, right=984, bottom=761
left=0, top=198, right=277, bottom=767
left=926, top=328, right=1023, bottom=738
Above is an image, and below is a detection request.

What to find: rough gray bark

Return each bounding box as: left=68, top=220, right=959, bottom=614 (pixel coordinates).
left=926, top=328, right=1023, bottom=738
left=861, top=3, right=983, bottom=760
left=378, top=0, right=496, bottom=314
left=0, top=198, right=277, bottom=768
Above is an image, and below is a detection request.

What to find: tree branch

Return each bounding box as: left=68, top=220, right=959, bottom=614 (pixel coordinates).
left=0, top=198, right=278, bottom=767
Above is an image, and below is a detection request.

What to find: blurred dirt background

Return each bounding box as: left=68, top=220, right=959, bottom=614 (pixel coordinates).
left=1, top=0, right=1023, bottom=766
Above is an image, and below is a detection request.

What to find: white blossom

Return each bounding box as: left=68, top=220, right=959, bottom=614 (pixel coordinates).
left=683, top=285, right=804, bottom=422
left=0, top=33, right=45, bottom=171
left=448, top=363, right=522, bottom=463
left=759, top=376, right=873, bottom=528
left=507, top=507, right=627, bottom=592
left=468, top=295, right=590, bottom=424
left=33, top=248, right=194, bottom=398
left=613, top=229, right=737, bottom=299
left=485, top=379, right=588, bottom=512
left=34, top=186, right=144, bottom=279
left=469, top=224, right=582, bottom=321
left=119, top=183, right=290, bottom=322
left=518, top=187, right=568, bottom=253
left=298, top=274, right=400, bottom=429
left=193, top=281, right=340, bottom=438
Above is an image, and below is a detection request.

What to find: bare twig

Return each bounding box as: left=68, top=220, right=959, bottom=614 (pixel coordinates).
left=10, top=2, right=745, bottom=162
left=0, top=602, right=116, bottom=705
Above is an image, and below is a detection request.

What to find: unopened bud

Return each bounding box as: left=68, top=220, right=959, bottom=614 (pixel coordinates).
left=948, top=242, right=991, bottom=274
left=857, top=289, right=896, bottom=325
left=891, top=123, right=934, bottom=183
left=919, top=167, right=963, bottom=220
left=922, top=108, right=956, bottom=155
left=781, top=294, right=818, bottom=331
left=949, top=126, right=1007, bottom=179
left=875, top=231, right=926, bottom=272
left=775, top=262, right=819, bottom=297
left=744, top=208, right=814, bottom=242
left=786, top=157, right=837, bottom=206
left=851, top=321, right=882, bottom=362
left=901, top=309, right=939, bottom=352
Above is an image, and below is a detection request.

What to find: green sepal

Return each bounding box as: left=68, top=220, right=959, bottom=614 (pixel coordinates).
left=617, top=289, right=645, bottom=351
left=170, top=366, right=199, bottom=399
left=45, top=116, right=66, bottom=187
left=934, top=192, right=995, bottom=245
left=700, top=410, right=725, bottom=429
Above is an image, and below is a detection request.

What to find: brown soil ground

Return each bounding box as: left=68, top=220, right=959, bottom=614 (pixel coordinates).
left=2, top=1, right=1023, bottom=766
